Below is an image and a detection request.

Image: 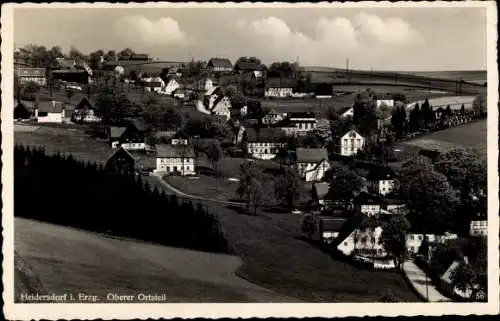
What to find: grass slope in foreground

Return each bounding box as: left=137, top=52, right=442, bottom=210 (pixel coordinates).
left=14, top=217, right=295, bottom=303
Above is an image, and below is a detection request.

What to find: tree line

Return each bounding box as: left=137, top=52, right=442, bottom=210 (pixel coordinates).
left=14, top=145, right=230, bottom=254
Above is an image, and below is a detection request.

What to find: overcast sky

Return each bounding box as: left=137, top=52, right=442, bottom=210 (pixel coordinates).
left=14, top=6, right=487, bottom=71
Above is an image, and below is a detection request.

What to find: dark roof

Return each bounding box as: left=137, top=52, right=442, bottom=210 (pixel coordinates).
left=354, top=192, right=384, bottom=205
left=37, top=100, right=64, bottom=113
left=129, top=151, right=156, bottom=170
left=245, top=127, right=286, bottom=142
left=289, top=112, right=316, bottom=119
left=172, top=130, right=189, bottom=139
left=207, top=58, right=233, bottom=69
left=75, top=96, right=96, bottom=110
left=295, top=147, right=328, bottom=163
left=266, top=77, right=297, bottom=88
left=156, top=144, right=195, bottom=158
left=366, top=166, right=396, bottom=181
left=145, top=81, right=163, bottom=87
left=52, top=70, right=89, bottom=75
left=16, top=67, right=46, bottom=77
left=319, top=217, right=347, bottom=232
left=109, top=126, right=127, bottom=139
left=235, top=61, right=259, bottom=71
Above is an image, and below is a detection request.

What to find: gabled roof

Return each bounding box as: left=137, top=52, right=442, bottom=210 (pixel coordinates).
left=16, top=67, right=46, bottom=77
left=75, top=96, right=96, bottom=111
left=235, top=61, right=259, bottom=71
left=319, top=217, right=347, bottom=232
left=37, top=100, right=64, bottom=113
left=109, top=126, right=127, bottom=139
left=366, top=166, right=397, bottom=181
left=207, top=58, right=233, bottom=69
left=296, top=147, right=328, bottom=163
left=156, top=144, right=195, bottom=158
left=354, top=192, right=384, bottom=205
left=245, top=127, right=286, bottom=143
left=289, top=112, right=316, bottom=119
left=342, top=129, right=363, bottom=139
left=440, top=260, right=462, bottom=284
left=128, top=151, right=157, bottom=170
left=266, top=77, right=297, bottom=88
left=172, top=130, right=189, bottom=139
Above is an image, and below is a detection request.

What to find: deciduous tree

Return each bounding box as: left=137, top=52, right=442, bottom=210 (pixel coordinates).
left=274, top=168, right=302, bottom=211
left=381, top=215, right=411, bottom=270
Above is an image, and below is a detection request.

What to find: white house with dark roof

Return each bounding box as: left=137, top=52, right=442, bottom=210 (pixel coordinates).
left=155, top=144, right=196, bottom=176
left=144, top=81, right=163, bottom=93
left=265, top=78, right=297, bottom=97
left=405, top=232, right=458, bottom=256
left=294, top=147, right=330, bottom=182
left=15, top=67, right=47, bottom=86
left=317, top=217, right=347, bottom=244
left=244, top=127, right=286, bottom=160
left=366, top=166, right=397, bottom=196
left=209, top=95, right=231, bottom=121
left=280, top=112, right=317, bottom=136
left=72, top=97, right=102, bottom=123
left=164, top=77, right=182, bottom=95
left=206, top=58, right=233, bottom=73
left=262, top=109, right=286, bottom=125
left=109, top=126, right=127, bottom=149
left=35, top=100, right=65, bottom=123
left=340, top=129, right=365, bottom=156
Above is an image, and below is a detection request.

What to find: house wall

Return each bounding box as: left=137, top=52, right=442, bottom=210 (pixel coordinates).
left=469, top=220, right=487, bottom=236
left=405, top=233, right=459, bottom=255
left=337, top=227, right=387, bottom=258
left=265, top=87, right=293, bottom=97
left=19, top=76, right=47, bottom=87
left=155, top=157, right=195, bottom=175
left=171, top=139, right=188, bottom=145
left=212, top=98, right=231, bottom=121
left=368, top=179, right=396, bottom=195
left=165, top=80, right=180, bottom=95
left=340, top=133, right=364, bottom=156
left=37, top=112, right=63, bottom=123
left=359, top=204, right=381, bottom=216
left=121, top=142, right=147, bottom=150
left=262, top=113, right=285, bottom=125
left=297, top=160, right=330, bottom=182
left=247, top=142, right=284, bottom=160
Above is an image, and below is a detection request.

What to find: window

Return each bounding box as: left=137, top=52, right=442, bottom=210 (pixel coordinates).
left=343, top=242, right=348, bottom=246
left=418, top=235, right=423, bottom=240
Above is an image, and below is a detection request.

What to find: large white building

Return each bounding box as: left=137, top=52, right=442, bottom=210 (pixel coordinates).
left=155, top=144, right=196, bottom=176
left=340, top=130, right=364, bottom=156
left=244, top=128, right=286, bottom=160
left=35, top=100, right=65, bottom=123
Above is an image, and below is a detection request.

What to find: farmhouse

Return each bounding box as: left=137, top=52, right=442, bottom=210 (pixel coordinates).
left=206, top=58, right=233, bottom=73
left=108, top=119, right=149, bottom=150
left=155, top=144, right=196, bottom=176
left=439, top=259, right=485, bottom=301
left=209, top=95, right=232, bottom=121
left=366, top=166, right=397, bottom=196
left=15, top=67, right=47, bottom=86
left=164, top=77, right=182, bottom=95
left=334, top=218, right=387, bottom=258
left=244, top=127, right=286, bottom=160
left=340, top=129, right=365, bottom=156
left=317, top=217, right=347, bottom=244
left=265, top=78, right=297, bottom=98
left=294, top=147, right=330, bottom=182
left=35, top=100, right=65, bottom=123
left=170, top=130, right=189, bottom=146
left=354, top=192, right=384, bottom=216
left=72, top=97, right=101, bottom=123
left=108, top=126, right=127, bottom=149
left=262, top=109, right=286, bottom=125
left=105, top=147, right=156, bottom=175
left=470, top=211, right=487, bottom=237
left=233, top=61, right=259, bottom=74
left=144, top=81, right=163, bottom=93
left=280, top=112, right=317, bottom=136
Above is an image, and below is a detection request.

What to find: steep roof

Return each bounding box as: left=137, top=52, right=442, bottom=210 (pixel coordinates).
left=235, top=61, right=259, bottom=71
left=366, top=166, right=397, bottom=181
left=266, top=77, right=297, bottom=88
left=109, top=126, right=127, bottom=139
left=128, top=151, right=157, bottom=170
left=245, top=127, right=286, bottom=143
left=156, top=144, right=195, bottom=158
left=207, top=58, right=233, bottom=69
left=37, top=100, right=64, bottom=113
left=289, top=112, right=316, bottom=119
left=319, top=217, right=347, bottom=232
left=75, top=96, right=96, bottom=110
left=295, top=147, right=328, bottom=163
left=16, top=67, right=46, bottom=77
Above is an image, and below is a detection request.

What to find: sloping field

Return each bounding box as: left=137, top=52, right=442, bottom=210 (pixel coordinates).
left=15, top=217, right=295, bottom=303
left=401, top=70, right=487, bottom=84
left=406, top=95, right=477, bottom=110
left=397, top=120, right=487, bottom=160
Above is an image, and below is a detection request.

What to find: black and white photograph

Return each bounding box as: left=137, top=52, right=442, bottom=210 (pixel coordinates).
left=2, top=2, right=498, bottom=319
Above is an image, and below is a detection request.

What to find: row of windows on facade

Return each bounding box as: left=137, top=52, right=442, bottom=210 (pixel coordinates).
left=158, top=158, right=193, bottom=163
left=249, top=142, right=282, bottom=147
left=250, top=148, right=278, bottom=154
left=343, top=138, right=362, bottom=144
left=160, top=165, right=193, bottom=172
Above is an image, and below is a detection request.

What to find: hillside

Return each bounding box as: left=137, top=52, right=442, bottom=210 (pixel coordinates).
left=15, top=217, right=295, bottom=303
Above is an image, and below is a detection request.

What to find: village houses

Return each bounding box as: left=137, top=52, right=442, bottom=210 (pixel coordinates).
left=243, top=127, right=287, bottom=160
left=107, top=119, right=149, bottom=151
left=353, top=192, right=384, bottom=216
left=340, top=129, right=365, bottom=156
left=72, top=97, right=102, bottom=123
left=262, top=109, right=287, bottom=125
left=280, top=112, right=318, bottom=136
left=294, top=147, right=330, bottom=182
left=35, top=100, right=65, bottom=123
left=164, top=77, right=182, bottom=96
left=105, top=147, right=156, bottom=175
left=154, top=144, right=196, bottom=176
left=15, top=67, right=47, bottom=86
